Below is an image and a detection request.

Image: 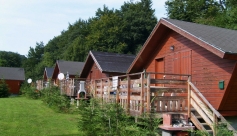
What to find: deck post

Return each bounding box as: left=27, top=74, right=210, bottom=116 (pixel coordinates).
left=116, top=78, right=120, bottom=103
left=127, top=74, right=131, bottom=114
left=187, top=76, right=191, bottom=118
left=108, top=78, right=111, bottom=103
left=147, top=74, right=151, bottom=113
left=93, top=80, right=96, bottom=98
left=140, top=72, right=144, bottom=114
left=213, top=113, right=217, bottom=136
left=101, top=79, right=103, bottom=101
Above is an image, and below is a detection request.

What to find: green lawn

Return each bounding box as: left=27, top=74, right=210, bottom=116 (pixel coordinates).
left=0, top=96, right=82, bottom=136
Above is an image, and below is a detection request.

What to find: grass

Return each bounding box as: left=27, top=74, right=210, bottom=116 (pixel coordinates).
left=0, top=96, right=82, bottom=136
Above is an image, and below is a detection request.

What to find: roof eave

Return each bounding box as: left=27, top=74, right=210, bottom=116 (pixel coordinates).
left=223, top=53, right=237, bottom=60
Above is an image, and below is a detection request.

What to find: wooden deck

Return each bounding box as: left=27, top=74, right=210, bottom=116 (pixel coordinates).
left=85, top=72, right=236, bottom=136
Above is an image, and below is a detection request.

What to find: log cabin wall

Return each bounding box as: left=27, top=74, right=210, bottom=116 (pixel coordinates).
left=86, top=62, right=108, bottom=81
left=5, top=80, right=22, bottom=94
left=145, top=30, right=236, bottom=109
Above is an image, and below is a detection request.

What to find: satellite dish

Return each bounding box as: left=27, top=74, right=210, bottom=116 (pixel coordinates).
left=27, top=78, right=32, bottom=84
left=58, top=73, right=65, bottom=80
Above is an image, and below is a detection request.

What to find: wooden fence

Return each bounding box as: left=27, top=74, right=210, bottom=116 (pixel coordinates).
left=86, top=72, right=190, bottom=116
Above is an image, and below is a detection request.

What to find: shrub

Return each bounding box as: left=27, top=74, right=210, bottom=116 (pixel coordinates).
left=0, top=79, right=10, bottom=98
left=20, top=82, right=40, bottom=99
left=41, top=86, right=71, bottom=113
left=78, top=98, right=161, bottom=136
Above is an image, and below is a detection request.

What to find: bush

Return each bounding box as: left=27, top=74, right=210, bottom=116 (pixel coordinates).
left=0, top=79, right=10, bottom=98
left=41, top=86, right=71, bottom=113
left=20, top=83, right=40, bottom=99
left=78, top=98, right=161, bottom=136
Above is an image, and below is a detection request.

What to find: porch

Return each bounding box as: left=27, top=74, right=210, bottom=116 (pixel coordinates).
left=85, top=72, right=236, bottom=135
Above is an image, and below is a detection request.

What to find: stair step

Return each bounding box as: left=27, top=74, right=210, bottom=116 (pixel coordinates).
left=195, top=115, right=202, bottom=119
left=201, top=123, right=208, bottom=126
left=206, top=129, right=213, bottom=133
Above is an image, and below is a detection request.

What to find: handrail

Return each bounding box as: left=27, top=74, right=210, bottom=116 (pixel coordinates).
left=146, top=72, right=191, bottom=77
left=188, top=81, right=221, bottom=118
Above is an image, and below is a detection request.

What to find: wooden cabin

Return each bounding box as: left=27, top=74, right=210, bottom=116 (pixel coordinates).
left=51, top=60, right=85, bottom=96
left=36, top=67, right=54, bottom=90
left=43, top=67, right=54, bottom=81
left=85, top=19, right=237, bottom=134
left=128, top=18, right=237, bottom=117
left=80, top=51, right=135, bottom=81
left=52, top=60, right=85, bottom=82
left=0, top=67, right=25, bottom=94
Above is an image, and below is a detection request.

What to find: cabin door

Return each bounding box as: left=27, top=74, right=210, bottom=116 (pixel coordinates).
left=155, top=58, right=164, bottom=86
left=173, top=50, right=191, bottom=79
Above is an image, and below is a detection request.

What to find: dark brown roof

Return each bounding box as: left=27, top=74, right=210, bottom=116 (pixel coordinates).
left=80, top=51, right=136, bottom=78
left=45, top=67, right=54, bottom=78
left=0, top=67, right=25, bottom=80
left=163, top=18, right=237, bottom=54
left=57, top=60, right=85, bottom=76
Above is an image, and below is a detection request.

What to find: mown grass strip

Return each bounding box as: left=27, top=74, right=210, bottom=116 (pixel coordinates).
left=0, top=96, right=82, bottom=136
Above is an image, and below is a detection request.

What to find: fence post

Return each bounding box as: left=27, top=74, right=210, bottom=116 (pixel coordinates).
left=213, top=113, right=217, bottom=136
left=127, top=74, right=131, bottom=114
left=147, top=74, right=151, bottom=113
left=188, top=76, right=191, bottom=118
left=140, top=72, right=144, bottom=114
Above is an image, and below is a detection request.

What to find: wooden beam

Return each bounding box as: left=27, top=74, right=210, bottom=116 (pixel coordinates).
left=150, top=79, right=187, bottom=85
left=189, top=82, right=221, bottom=118
left=140, top=73, right=144, bottom=114
left=191, top=98, right=213, bottom=130
left=191, top=91, right=214, bottom=122
left=188, top=76, right=191, bottom=118
left=127, top=75, right=131, bottom=114
left=147, top=74, right=151, bottom=113
left=150, top=87, right=187, bottom=93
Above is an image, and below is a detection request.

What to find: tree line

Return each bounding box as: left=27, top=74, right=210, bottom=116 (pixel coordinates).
left=1, top=0, right=237, bottom=81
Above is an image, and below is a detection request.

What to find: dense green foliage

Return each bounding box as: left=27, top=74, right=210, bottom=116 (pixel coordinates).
left=0, top=51, right=26, bottom=67
left=20, top=83, right=40, bottom=99
left=40, top=86, right=71, bottom=113
left=165, top=0, right=237, bottom=29
left=0, top=79, right=10, bottom=98
left=78, top=99, right=161, bottom=136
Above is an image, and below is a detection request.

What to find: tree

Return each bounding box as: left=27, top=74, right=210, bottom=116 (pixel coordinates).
left=0, top=79, right=10, bottom=98
left=23, top=42, right=45, bottom=80
left=0, top=51, right=26, bottom=67
left=165, top=0, right=237, bottom=30
left=165, top=0, right=220, bottom=22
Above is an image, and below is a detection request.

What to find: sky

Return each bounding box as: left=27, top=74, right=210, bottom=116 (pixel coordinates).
left=0, top=0, right=167, bottom=56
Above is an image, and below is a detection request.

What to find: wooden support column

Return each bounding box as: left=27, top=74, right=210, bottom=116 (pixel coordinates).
left=140, top=73, right=144, bottom=114
left=187, top=76, right=191, bottom=118
left=213, top=113, right=217, bottom=136
left=108, top=79, right=111, bottom=103
left=127, top=75, right=131, bottom=114
left=147, top=74, right=151, bottom=113
left=94, top=80, right=96, bottom=98
left=101, top=79, right=103, bottom=101
left=116, top=79, right=120, bottom=103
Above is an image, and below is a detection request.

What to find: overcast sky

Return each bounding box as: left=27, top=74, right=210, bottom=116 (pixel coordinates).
left=0, top=0, right=167, bottom=56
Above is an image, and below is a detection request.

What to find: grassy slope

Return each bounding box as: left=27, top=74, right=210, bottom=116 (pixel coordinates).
left=0, top=97, right=82, bottom=136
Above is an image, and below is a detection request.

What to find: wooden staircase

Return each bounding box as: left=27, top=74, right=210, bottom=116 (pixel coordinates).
left=188, top=82, right=237, bottom=136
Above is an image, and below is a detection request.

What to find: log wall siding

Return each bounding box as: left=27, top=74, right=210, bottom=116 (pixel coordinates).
left=146, top=31, right=236, bottom=109
left=5, top=80, right=22, bottom=94
left=86, top=62, right=107, bottom=80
